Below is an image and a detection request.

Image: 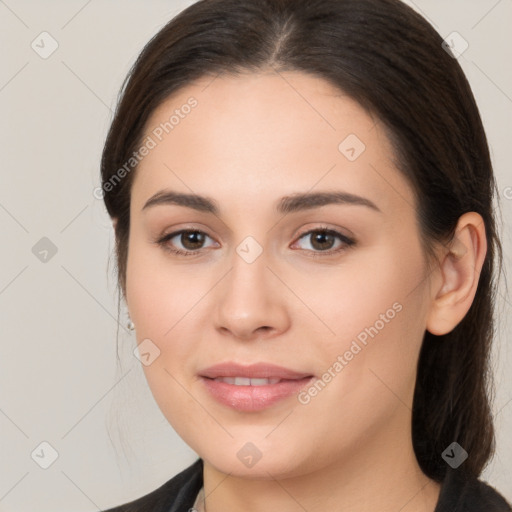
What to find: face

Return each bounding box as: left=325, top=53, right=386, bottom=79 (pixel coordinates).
left=125, top=71, right=434, bottom=478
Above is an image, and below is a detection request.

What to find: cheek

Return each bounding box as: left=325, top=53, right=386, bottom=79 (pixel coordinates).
left=310, top=241, right=428, bottom=390
left=307, top=245, right=425, bottom=344
left=125, top=235, right=203, bottom=399
left=125, top=242, right=206, bottom=436
left=125, top=229, right=202, bottom=334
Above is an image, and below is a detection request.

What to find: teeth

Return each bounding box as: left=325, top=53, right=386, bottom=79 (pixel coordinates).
left=213, top=377, right=281, bottom=385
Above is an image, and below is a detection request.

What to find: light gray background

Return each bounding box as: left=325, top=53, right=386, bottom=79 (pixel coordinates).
left=0, top=1, right=511, bottom=510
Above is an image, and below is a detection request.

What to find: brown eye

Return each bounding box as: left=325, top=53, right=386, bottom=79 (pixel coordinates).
left=156, top=229, right=216, bottom=256
left=179, top=231, right=207, bottom=250
left=309, top=231, right=336, bottom=250
left=294, top=228, right=355, bottom=256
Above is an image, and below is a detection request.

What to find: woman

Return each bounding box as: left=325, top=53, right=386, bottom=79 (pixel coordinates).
left=100, top=0, right=511, bottom=510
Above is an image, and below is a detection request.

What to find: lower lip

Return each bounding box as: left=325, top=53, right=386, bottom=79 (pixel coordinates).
left=200, top=376, right=314, bottom=412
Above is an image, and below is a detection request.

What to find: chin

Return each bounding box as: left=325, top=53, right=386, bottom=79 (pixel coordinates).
left=198, top=440, right=311, bottom=480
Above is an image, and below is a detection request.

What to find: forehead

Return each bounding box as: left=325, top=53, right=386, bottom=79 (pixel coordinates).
left=132, top=71, right=415, bottom=217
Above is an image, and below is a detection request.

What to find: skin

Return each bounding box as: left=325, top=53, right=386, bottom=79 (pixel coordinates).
left=120, top=70, right=487, bottom=512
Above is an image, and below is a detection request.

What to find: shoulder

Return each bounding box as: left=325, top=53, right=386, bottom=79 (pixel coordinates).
left=435, top=467, right=511, bottom=512
left=102, top=458, right=203, bottom=512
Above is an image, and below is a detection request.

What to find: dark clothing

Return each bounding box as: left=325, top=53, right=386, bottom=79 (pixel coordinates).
left=103, top=457, right=511, bottom=512
left=434, top=467, right=511, bottom=512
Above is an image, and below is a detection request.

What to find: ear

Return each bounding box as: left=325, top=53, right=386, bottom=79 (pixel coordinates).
left=426, top=212, right=487, bottom=336
left=112, top=217, right=118, bottom=231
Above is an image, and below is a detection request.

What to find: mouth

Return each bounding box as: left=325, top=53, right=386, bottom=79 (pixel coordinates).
left=207, top=376, right=286, bottom=385
left=198, top=362, right=315, bottom=411
left=199, top=361, right=314, bottom=381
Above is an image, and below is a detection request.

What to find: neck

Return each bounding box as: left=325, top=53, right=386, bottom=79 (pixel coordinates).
left=200, top=414, right=441, bottom=512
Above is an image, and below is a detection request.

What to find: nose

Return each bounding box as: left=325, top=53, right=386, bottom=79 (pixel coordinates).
left=213, top=248, right=291, bottom=341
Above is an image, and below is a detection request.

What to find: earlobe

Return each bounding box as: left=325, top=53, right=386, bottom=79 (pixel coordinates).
left=426, top=212, right=487, bottom=336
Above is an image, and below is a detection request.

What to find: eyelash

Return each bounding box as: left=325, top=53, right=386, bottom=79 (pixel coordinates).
left=154, top=226, right=356, bottom=258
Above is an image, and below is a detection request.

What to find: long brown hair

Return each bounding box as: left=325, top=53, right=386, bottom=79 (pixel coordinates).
left=101, top=0, right=504, bottom=484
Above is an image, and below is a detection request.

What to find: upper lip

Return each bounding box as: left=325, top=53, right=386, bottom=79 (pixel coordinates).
left=199, top=362, right=313, bottom=380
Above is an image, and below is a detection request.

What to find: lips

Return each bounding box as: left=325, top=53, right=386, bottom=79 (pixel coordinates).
left=199, top=362, right=313, bottom=381
left=198, top=362, right=315, bottom=411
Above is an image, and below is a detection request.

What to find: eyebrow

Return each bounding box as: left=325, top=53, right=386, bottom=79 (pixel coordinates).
left=142, top=189, right=382, bottom=215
